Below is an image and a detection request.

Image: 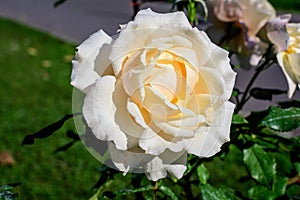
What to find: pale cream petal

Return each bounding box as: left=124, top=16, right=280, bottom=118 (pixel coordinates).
left=287, top=53, right=300, bottom=77
left=241, top=0, right=276, bottom=36
left=134, top=8, right=191, bottom=30
left=204, top=42, right=236, bottom=100
left=145, top=32, right=193, bottom=49
left=83, top=76, right=127, bottom=150
left=139, top=124, right=192, bottom=155
left=71, top=30, right=112, bottom=92
left=159, top=150, right=187, bottom=180
left=146, top=150, right=187, bottom=181
left=153, top=122, right=192, bottom=138
left=209, top=102, right=235, bottom=142
left=143, top=86, right=180, bottom=119
left=148, top=66, right=177, bottom=100
left=110, top=9, right=192, bottom=76
left=108, top=142, right=153, bottom=174
left=187, top=102, right=234, bottom=157
left=184, top=67, right=200, bottom=98
left=127, top=100, right=148, bottom=128
left=277, top=52, right=297, bottom=98
left=145, top=157, right=167, bottom=181
left=139, top=128, right=169, bottom=155
left=109, top=28, right=150, bottom=76
left=165, top=164, right=187, bottom=180
left=186, top=93, right=213, bottom=115
left=169, top=47, right=199, bottom=71
left=109, top=143, right=187, bottom=181
left=145, top=37, right=173, bottom=50
left=186, top=28, right=211, bottom=68
left=170, top=35, right=193, bottom=47
left=198, top=68, right=226, bottom=97
left=184, top=30, right=235, bottom=99
left=112, top=80, right=144, bottom=149
left=121, top=52, right=147, bottom=102
left=154, top=114, right=205, bottom=138
left=113, top=81, right=146, bottom=149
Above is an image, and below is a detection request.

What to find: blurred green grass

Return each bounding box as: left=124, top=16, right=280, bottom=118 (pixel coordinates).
left=0, top=17, right=100, bottom=199
left=269, top=0, right=300, bottom=11
left=0, top=2, right=299, bottom=198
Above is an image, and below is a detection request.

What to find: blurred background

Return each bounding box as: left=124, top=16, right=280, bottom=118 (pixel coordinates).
left=0, top=0, right=299, bottom=199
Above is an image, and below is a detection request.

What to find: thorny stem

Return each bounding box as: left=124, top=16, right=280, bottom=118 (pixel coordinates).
left=152, top=180, right=159, bottom=200
left=287, top=174, right=300, bottom=185
left=235, top=46, right=276, bottom=114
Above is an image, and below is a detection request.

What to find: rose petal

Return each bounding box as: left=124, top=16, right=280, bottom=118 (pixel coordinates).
left=108, top=142, right=153, bottom=174
left=186, top=29, right=212, bottom=68
left=204, top=42, right=236, bottom=100
left=186, top=93, right=216, bottom=115
left=143, top=86, right=180, bottom=119
left=71, top=30, right=112, bottom=92
left=264, top=14, right=291, bottom=51
left=241, top=0, right=276, bottom=36
left=198, top=67, right=226, bottom=98
left=213, top=0, right=243, bottom=22
left=277, top=52, right=298, bottom=98
left=83, top=76, right=127, bottom=150
left=145, top=157, right=167, bottom=181
left=113, top=80, right=145, bottom=149
left=122, top=56, right=147, bottom=103
left=134, top=8, right=191, bottom=30
left=110, top=9, right=192, bottom=76
left=154, top=113, right=206, bottom=138
left=169, top=47, right=199, bottom=71
left=187, top=101, right=234, bottom=157
left=146, top=150, right=187, bottom=181
left=139, top=128, right=169, bottom=155
left=160, top=150, right=187, bottom=180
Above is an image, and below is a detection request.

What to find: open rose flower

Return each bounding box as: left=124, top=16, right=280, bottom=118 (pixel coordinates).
left=206, top=0, right=276, bottom=68
left=71, top=9, right=236, bottom=181
left=207, top=0, right=275, bottom=37
left=277, top=23, right=300, bottom=98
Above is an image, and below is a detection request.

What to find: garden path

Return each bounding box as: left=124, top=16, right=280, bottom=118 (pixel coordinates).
left=0, top=0, right=299, bottom=113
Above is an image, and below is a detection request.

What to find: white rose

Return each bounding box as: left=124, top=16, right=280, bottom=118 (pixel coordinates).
left=207, top=0, right=275, bottom=37
left=277, top=23, right=300, bottom=98
left=71, top=9, right=236, bottom=181
left=206, top=0, right=276, bottom=68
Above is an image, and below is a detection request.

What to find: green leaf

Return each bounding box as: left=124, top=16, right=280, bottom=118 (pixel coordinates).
left=250, top=88, right=286, bottom=101
left=272, top=176, right=288, bottom=197
left=243, top=144, right=276, bottom=187
left=195, top=0, right=208, bottom=20
left=54, top=0, right=67, bottom=7
left=0, top=191, right=16, bottom=200
left=248, top=185, right=275, bottom=200
left=159, top=185, right=178, bottom=200
left=21, top=113, right=81, bottom=145
left=286, top=184, right=300, bottom=199
left=260, top=107, right=300, bottom=132
left=246, top=110, right=269, bottom=130
left=114, top=185, right=153, bottom=196
left=197, top=163, right=210, bottom=184
left=231, top=88, right=240, bottom=97
left=0, top=184, right=20, bottom=200
left=294, top=163, right=300, bottom=175
left=272, top=152, right=293, bottom=176
left=232, top=114, right=248, bottom=124
left=201, top=184, right=241, bottom=200
left=278, top=100, right=300, bottom=108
